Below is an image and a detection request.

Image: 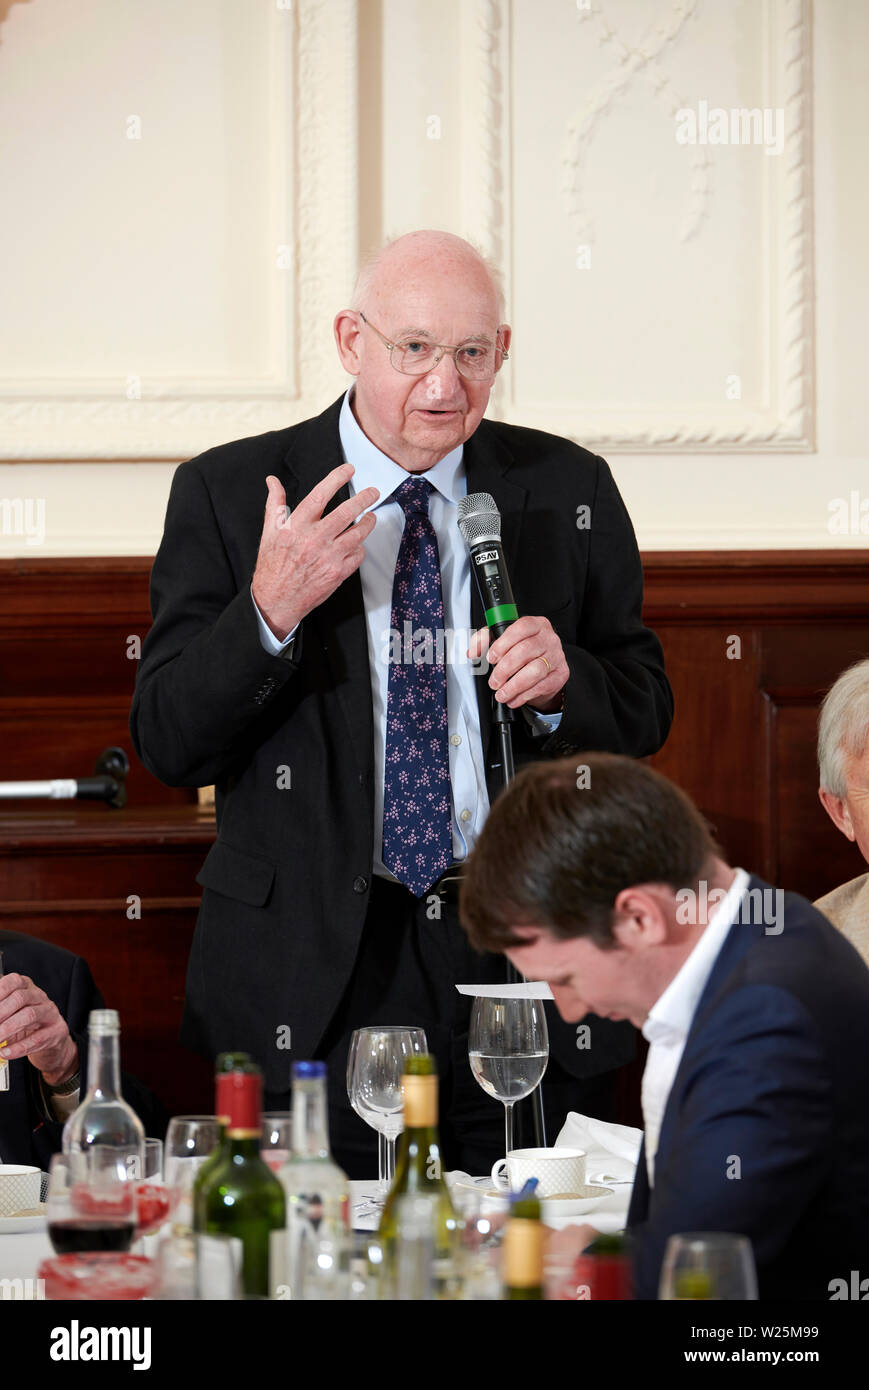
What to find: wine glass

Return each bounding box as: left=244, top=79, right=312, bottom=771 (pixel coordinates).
left=154, top=1231, right=241, bottom=1300
left=658, top=1232, right=759, bottom=1300
left=46, top=1148, right=137, bottom=1254
left=346, top=1027, right=428, bottom=1193
left=131, top=1138, right=171, bottom=1240
left=261, top=1112, right=293, bottom=1173
left=164, top=1115, right=221, bottom=1232
left=468, top=997, right=549, bottom=1161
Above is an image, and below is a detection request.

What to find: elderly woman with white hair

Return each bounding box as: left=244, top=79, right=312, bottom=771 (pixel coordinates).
left=815, top=658, right=869, bottom=963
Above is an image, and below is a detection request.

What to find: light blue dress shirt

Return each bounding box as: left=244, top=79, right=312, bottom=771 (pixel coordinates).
left=251, top=388, right=562, bottom=877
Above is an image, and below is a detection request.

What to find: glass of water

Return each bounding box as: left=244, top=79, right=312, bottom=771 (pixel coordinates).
left=468, top=997, right=549, bottom=1161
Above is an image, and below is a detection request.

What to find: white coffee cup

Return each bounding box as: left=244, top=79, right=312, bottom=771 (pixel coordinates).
left=490, top=1147, right=587, bottom=1199
left=0, top=1164, right=42, bottom=1217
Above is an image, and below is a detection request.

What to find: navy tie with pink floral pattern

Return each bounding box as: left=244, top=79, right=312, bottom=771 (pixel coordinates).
left=382, top=476, right=453, bottom=897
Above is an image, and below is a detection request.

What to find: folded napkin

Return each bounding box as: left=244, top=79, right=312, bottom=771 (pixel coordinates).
left=555, top=1112, right=643, bottom=1187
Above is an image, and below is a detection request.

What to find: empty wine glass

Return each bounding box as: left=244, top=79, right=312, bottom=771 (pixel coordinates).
left=659, top=1232, right=758, bottom=1300
left=164, top=1115, right=220, bottom=1232
left=468, top=997, right=549, bottom=1161
left=261, top=1112, right=293, bottom=1173
left=346, top=1027, right=428, bottom=1194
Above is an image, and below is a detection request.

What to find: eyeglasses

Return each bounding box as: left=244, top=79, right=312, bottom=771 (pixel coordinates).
left=358, top=311, right=509, bottom=381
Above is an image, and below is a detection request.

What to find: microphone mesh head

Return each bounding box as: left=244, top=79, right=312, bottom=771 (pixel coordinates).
left=457, top=492, right=502, bottom=544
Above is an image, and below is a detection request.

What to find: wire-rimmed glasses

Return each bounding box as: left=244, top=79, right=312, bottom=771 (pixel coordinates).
left=358, top=311, right=509, bottom=381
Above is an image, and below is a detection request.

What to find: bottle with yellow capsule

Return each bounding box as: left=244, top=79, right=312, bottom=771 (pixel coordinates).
left=377, top=1054, right=461, bottom=1298
left=502, top=1188, right=544, bottom=1300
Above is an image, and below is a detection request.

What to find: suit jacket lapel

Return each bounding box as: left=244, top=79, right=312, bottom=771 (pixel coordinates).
left=649, top=877, right=768, bottom=1181
left=627, top=1136, right=650, bottom=1226
left=281, top=397, right=375, bottom=792
left=463, top=421, right=529, bottom=763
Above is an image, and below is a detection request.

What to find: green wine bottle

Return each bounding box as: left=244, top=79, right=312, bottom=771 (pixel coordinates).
left=194, top=1067, right=286, bottom=1297
left=377, top=1054, right=460, bottom=1299
left=503, top=1193, right=544, bottom=1299
left=192, top=1052, right=253, bottom=1228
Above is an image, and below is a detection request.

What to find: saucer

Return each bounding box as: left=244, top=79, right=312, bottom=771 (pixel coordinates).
left=0, top=1203, right=47, bottom=1234
left=541, top=1185, right=613, bottom=1218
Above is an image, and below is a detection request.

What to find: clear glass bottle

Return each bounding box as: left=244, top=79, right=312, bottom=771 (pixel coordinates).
left=377, top=1054, right=461, bottom=1299
left=279, top=1060, right=350, bottom=1299
left=61, top=1010, right=144, bottom=1167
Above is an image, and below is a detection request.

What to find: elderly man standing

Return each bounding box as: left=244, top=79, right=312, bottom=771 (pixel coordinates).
left=130, top=230, right=672, bottom=1174
left=815, top=658, right=869, bottom=963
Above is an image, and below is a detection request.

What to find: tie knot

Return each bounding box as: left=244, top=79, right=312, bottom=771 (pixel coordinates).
left=393, top=476, right=434, bottom=517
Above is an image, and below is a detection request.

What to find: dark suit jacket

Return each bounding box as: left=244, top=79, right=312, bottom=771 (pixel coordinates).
left=130, top=396, right=673, bottom=1089
left=0, top=931, right=167, bottom=1168
left=627, top=879, right=869, bottom=1299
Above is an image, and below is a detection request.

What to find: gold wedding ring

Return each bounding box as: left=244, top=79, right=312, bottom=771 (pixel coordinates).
left=541, top=655, right=551, bottom=675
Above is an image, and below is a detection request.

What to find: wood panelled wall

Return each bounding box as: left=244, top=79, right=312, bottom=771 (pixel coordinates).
left=1, top=553, right=867, bottom=1118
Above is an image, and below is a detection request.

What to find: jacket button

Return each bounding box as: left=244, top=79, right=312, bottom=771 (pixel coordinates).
left=353, top=876, right=369, bottom=894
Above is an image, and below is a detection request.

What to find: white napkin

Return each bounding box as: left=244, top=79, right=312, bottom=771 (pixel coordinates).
left=455, top=982, right=553, bottom=998
left=555, top=1112, right=643, bottom=1187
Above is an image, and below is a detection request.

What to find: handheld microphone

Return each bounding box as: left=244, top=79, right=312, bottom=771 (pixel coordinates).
left=457, top=492, right=518, bottom=641
left=457, top=493, right=547, bottom=1145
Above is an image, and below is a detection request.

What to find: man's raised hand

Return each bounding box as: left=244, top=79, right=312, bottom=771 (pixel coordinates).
left=251, top=464, right=378, bottom=641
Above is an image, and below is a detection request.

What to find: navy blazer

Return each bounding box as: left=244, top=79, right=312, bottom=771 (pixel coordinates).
left=0, top=931, right=167, bottom=1168
left=627, top=878, right=869, bottom=1299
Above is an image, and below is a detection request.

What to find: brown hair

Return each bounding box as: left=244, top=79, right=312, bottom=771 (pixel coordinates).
left=459, top=753, right=720, bottom=952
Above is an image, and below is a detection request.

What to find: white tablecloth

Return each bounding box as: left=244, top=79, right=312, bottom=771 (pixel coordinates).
left=0, top=1159, right=635, bottom=1294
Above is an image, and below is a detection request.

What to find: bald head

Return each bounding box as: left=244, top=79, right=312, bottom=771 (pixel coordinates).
left=352, top=231, right=505, bottom=323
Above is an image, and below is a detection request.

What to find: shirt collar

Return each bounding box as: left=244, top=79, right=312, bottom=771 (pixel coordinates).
left=642, top=868, right=750, bottom=1047
left=338, top=387, right=465, bottom=509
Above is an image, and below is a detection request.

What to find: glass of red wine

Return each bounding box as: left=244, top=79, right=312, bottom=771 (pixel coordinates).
left=46, top=1149, right=137, bottom=1255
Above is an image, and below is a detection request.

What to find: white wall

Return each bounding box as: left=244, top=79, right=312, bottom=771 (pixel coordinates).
left=0, top=0, right=866, bottom=556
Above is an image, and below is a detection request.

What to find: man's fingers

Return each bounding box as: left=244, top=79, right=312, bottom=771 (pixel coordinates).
left=291, top=462, right=356, bottom=524
left=263, top=475, right=289, bottom=527
left=0, top=985, right=41, bottom=1034
left=322, top=486, right=379, bottom=540
left=467, top=628, right=491, bottom=659
left=485, top=615, right=540, bottom=665
left=0, top=1025, right=62, bottom=1061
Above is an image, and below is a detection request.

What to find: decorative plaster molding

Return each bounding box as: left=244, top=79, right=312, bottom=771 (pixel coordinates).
left=466, top=0, right=815, bottom=453
left=0, top=0, right=359, bottom=459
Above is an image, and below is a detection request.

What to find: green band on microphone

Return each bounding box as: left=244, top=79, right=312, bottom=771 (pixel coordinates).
left=485, top=603, right=519, bottom=627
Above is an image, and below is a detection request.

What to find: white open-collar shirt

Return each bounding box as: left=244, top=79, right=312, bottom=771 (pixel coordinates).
left=640, top=868, right=750, bottom=1186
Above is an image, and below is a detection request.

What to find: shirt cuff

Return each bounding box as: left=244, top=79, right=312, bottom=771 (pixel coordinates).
left=251, top=587, right=299, bottom=656
left=522, top=706, right=564, bottom=737
left=37, top=1073, right=81, bottom=1123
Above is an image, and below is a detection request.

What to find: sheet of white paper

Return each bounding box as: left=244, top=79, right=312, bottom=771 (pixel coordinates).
left=455, top=982, right=553, bottom=999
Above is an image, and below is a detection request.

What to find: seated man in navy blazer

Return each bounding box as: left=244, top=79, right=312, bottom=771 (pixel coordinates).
left=458, top=753, right=869, bottom=1300
left=0, top=932, right=166, bottom=1169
